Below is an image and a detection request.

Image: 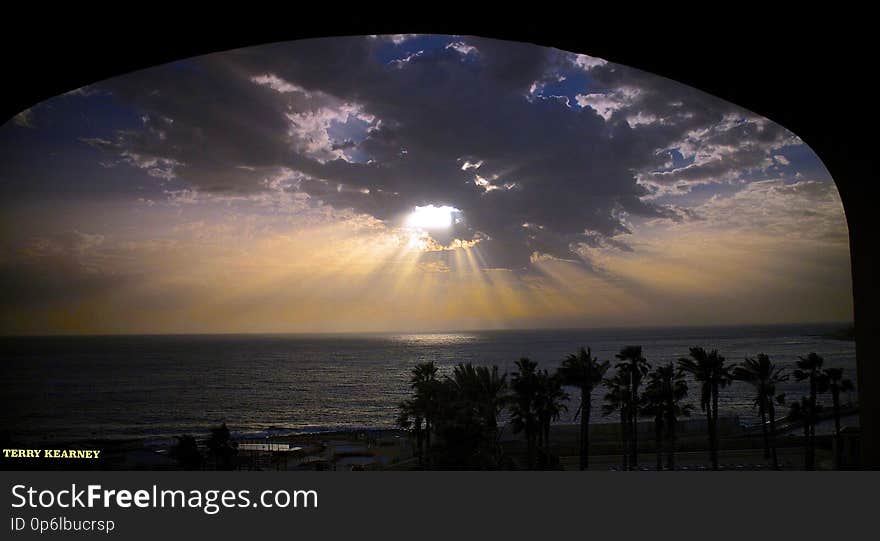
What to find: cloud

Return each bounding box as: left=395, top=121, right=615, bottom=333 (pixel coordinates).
left=251, top=73, right=311, bottom=96
left=445, top=41, right=478, bottom=56
left=569, top=63, right=804, bottom=195
left=575, top=86, right=641, bottom=120
left=563, top=175, right=852, bottom=325
left=78, top=35, right=822, bottom=270
left=81, top=137, right=181, bottom=180
left=571, top=53, right=607, bottom=71
left=695, top=178, right=848, bottom=242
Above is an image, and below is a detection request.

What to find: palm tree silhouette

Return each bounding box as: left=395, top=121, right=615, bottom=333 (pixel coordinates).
left=170, top=434, right=203, bottom=470
left=448, top=363, right=508, bottom=461
left=732, top=353, right=788, bottom=470
left=641, top=384, right=665, bottom=470
left=793, top=352, right=824, bottom=470
left=535, top=369, right=569, bottom=468
left=397, top=398, right=425, bottom=466
left=821, top=366, right=854, bottom=468
left=788, top=396, right=823, bottom=470
left=602, top=370, right=632, bottom=470
left=409, top=361, right=440, bottom=467
left=205, top=422, right=237, bottom=470
left=510, top=358, right=541, bottom=469
left=615, top=346, right=650, bottom=469
left=559, top=347, right=609, bottom=470
left=643, top=363, right=692, bottom=470
left=678, top=347, right=731, bottom=470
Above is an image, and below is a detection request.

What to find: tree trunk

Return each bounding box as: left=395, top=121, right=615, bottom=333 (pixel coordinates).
left=666, top=407, right=676, bottom=470
left=803, top=415, right=811, bottom=470
left=620, top=410, right=628, bottom=471
left=528, top=429, right=537, bottom=470
left=710, top=381, right=719, bottom=470
left=425, top=420, right=432, bottom=468
left=630, top=382, right=639, bottom=470
left=768, top=401, right=779, bottom=471
left=537, top=422, right=544, bottom=451
left=545, top=421, right=551, bottom=468
left=655, top=413, right=663, bottom=470
left=631, top=411, right=639, bottom=469
left=581, top=392, right=591, bottom=470
left=488, top=413, right=499, bottom=463
left=415, top=421, right=424, bottom=467
left=705, top=406, right=714, bottom=470
left=833, top=388, right=842, bottom=469
left=759, top=393, right=770, bottom=459
left=807, top=372, right=817, bottom=470
left=578, top=394, right=586, bottom=470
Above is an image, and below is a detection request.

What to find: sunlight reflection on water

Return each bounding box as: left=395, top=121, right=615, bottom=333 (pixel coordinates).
left=389, top=333, right=479, bottom=346
left=0, top=324, right=856, bottom=443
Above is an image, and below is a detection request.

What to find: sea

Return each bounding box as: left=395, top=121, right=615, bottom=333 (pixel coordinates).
left=0, top=323, right=857, bottom=446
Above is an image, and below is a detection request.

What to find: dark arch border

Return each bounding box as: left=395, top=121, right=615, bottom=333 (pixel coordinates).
left=3, top=13, right=876, bottom=468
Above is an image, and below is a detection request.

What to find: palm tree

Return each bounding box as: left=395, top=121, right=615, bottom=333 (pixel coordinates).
left=205, top=422, right=237, bottom=470
left=410, top=361, right=440, bottom=466
left=510, top=358, right=541, bottom=469
left=602, top=371, right=631, bottom=470
left=640, top=385, right=665, bottom=470
left=678, top=347, right=731, bottom=470
left=793, top=352, right=824, bottom=470
left=448, top=363, right=508, bottom=460
left=170, top=434, right=203, bottom=470
left=534, top=369, right=569, bottom=468
left=615, top=346, right=650, bottom=469
left=559, top=347, right=609, bottom=470
left=644, top=363, right=692, bottom=470
left=397, top=398, right=425, bottom=466
left=732, top=353, right=788, bottom=470
left=788, top=396, right=823, bottom=470
left=475, top=365, right=509, bottom=447
left=821, top=366, right=854, bottom=468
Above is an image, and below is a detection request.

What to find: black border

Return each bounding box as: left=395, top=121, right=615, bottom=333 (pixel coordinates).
left=3, top=8, right=878, bottom=467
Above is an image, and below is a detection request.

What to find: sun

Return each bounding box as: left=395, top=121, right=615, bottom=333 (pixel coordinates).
left=405, top=205, right=458, bottom=230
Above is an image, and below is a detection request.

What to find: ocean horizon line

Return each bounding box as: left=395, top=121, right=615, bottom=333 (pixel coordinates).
left=0, top=320, right=854, bottom=340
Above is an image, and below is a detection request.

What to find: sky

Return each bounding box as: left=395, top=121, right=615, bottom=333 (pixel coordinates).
left=0, top=35, right=852, bottom=334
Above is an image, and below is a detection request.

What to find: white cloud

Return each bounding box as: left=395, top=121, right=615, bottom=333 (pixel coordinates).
left=285, top=102, right=375, bottom=163
left=460, top=160, right=483, bottom=171
left=625, top=111, right=661, bottom=128
left=446, top=41, right=477, bottom=56
left=571, top=53, right=608, bottom=71
left=575, top=86, right=641, bottom=120
left=389, top=50, right=424, bottom=67
left=251, top=74, right=311, bottom=96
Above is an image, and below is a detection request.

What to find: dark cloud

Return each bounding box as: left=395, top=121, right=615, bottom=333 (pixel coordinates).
left=84, top=35, right=806, bottom=268
left=579, top=62, right=801, bottom=190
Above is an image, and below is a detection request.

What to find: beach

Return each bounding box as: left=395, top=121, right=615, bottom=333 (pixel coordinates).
left=2, top=408, right=859, bottom=471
